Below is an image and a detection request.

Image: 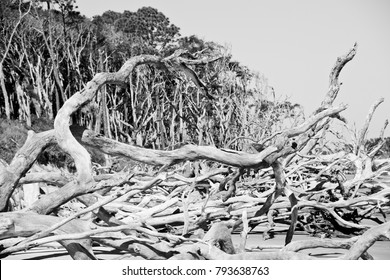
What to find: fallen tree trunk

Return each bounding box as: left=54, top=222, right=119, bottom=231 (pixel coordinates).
left=0, top=212, right=96, bottom=259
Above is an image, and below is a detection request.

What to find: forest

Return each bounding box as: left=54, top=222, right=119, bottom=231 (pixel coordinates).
left=0, top=0, right=389, bottom=260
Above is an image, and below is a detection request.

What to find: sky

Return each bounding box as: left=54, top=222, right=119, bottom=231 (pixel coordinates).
left=75, top=0, right=390, bottom=138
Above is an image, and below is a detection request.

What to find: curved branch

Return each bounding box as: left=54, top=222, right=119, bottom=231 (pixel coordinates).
left=0, top=130, right=56, bottom=211
left=342, top=220, right=390, bottom=260
left=82, top=131, right=278, bottom=168
left=283, top=236, right=359, bottom=252
left=321, top=43, right=358, bottom=108
left=356, top=97, right=385, bottom=153
left=81, top=105, right=346, bottom=169
left=285, top=104, right=347, bottom=137
left=54, top=55, right=162, bottom=183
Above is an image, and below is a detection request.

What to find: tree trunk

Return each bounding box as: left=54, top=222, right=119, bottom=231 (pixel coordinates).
left=0, top=64, right=11, bottom=119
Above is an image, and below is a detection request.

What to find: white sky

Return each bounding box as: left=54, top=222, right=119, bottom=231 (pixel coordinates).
left=75, top=0, right=390, bottom=138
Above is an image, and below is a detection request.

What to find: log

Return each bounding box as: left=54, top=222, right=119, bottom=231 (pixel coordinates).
left=202, top=222, right=235, bottom=254
left=342, top=220, right=390, bottom=260
left=82, top=130, right=277, bottom=168
left=0, top=212, right=95, bottom=259
left=0, top=130, right=56, bottom=211
left=80, top=104, right=346, bottom=169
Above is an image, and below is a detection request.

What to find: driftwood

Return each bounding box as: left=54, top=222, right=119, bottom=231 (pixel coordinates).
left=0, top=212, right=96, bottom=259
left=0, top=130, right=56, bottom=210
left=1, top=44, right=389, bottom=260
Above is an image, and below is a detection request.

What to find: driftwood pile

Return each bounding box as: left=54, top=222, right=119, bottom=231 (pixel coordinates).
left=0, top=44, right=389, bottom=260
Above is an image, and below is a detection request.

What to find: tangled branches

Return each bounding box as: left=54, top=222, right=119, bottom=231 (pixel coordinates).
left=1, top=44, right=389, bottom=260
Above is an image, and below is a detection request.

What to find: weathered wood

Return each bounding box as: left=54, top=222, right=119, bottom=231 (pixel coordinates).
left=342, top=220, right=390, bottom=260
left=80, top=104, right=347, bottom=168
left=356, top=98, right=385, bottom=154
left=321, top=42, right=357, bottom=108
left=1, top=44, right=389, bottom=261
left=0, top=212, right=96, bottom=259
left=202, top=222, right=235, bottom=254
left=194, top=243, right=315, bottom=260
left=82, top=130, right=277, bottom=168
left=0, top=130, right=56, bottom=211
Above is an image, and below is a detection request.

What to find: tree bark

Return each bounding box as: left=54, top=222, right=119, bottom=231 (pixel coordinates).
left=0, top=64, right=11, bottom=119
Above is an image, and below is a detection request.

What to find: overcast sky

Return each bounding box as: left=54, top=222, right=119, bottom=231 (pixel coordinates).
left=75, top=0, right=390, bottom=138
